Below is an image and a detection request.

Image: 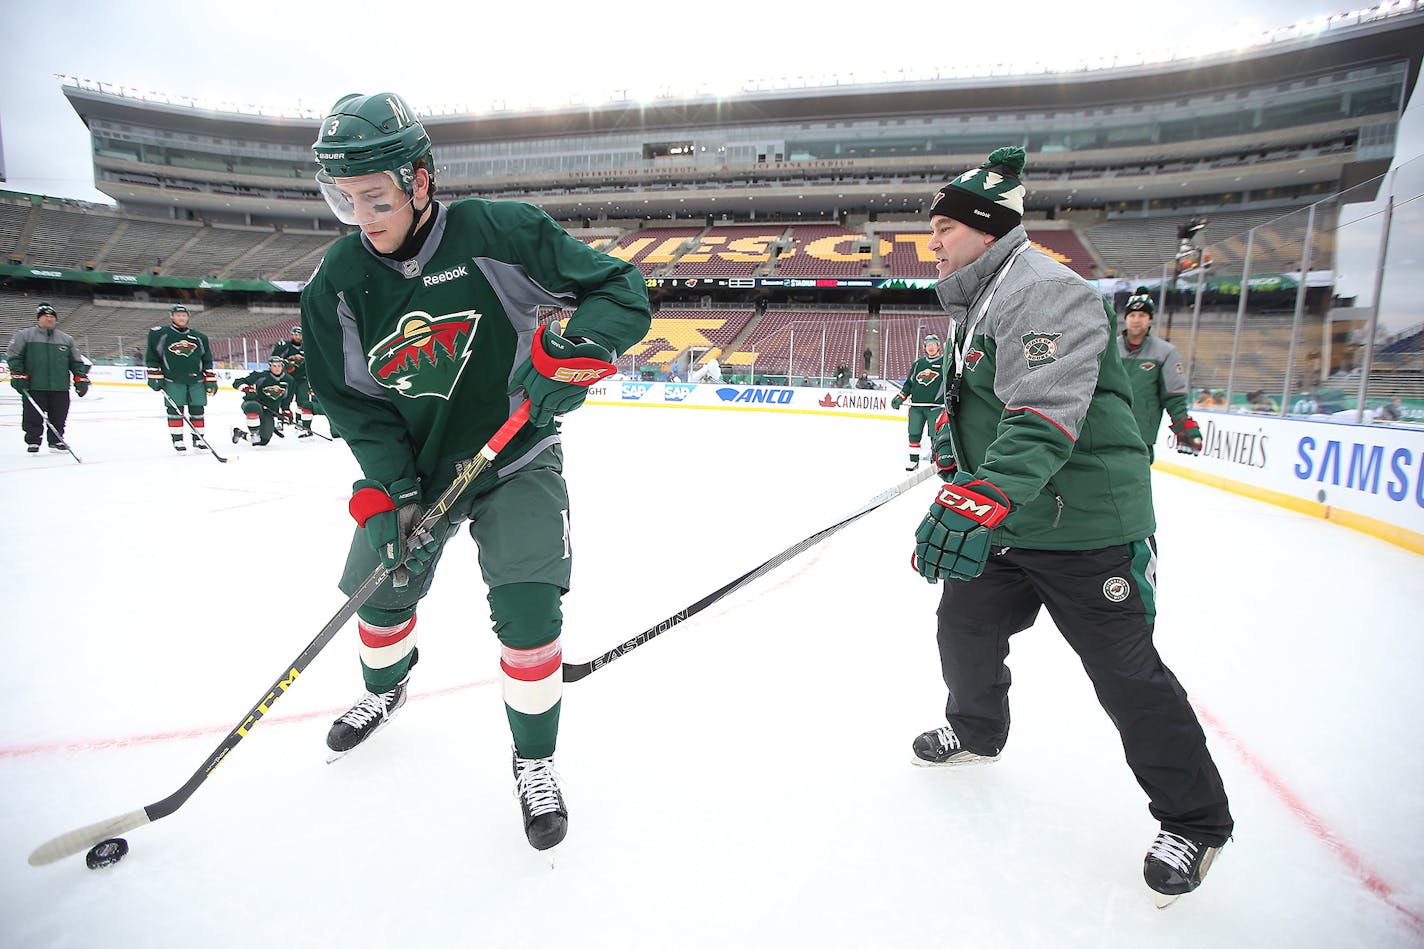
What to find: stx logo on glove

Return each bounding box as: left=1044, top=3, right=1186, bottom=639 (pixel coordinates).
left=934, top=483, right=1010, bottom=528
left=551, top=365, right=612, bottom=385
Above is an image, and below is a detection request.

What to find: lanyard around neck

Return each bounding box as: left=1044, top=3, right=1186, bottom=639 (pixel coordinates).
left=946, top=241, right=1030, bottom=415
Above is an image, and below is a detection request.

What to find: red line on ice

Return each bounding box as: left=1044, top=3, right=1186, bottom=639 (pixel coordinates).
left=1195, top=704, right=1424, bottom=936
left=0, top=677, right=496, bottom=760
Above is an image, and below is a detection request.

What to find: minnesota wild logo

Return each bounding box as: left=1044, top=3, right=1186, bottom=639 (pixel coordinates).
left=1021, top=332, right=1062, bottom=368
left=168, top=338, right=198, bottom=357
left=367, top=310, right=480, bottom=399
left=914, top=366, right=941, bottom=386
left=261, top=383, right=286, bottom=399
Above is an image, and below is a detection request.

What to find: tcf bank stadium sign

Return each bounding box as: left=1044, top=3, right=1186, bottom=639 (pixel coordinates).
left=585, top=381, right=895, bottom=419
left=1155, top=410, right=1424, bottom=547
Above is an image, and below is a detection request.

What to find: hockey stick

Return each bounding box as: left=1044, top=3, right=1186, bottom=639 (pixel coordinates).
left=562, top=464, right=936, bottom=683
left=27, top=401, right=532, bottom=867
left=161, top=390, right=230, bottom=462
left=22, top=390, right=82, bottom=463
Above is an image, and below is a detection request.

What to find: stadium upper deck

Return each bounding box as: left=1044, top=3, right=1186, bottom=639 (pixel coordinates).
left=60, top=6, right=1423, bottom=228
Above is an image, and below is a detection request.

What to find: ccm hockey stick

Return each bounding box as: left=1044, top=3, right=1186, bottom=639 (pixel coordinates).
left=562, top=464, right=935, bottom=683
left=161, top=390, right=231, bottom=462
left=28, top=401, right=531, bottom=867
left=22, top=390, right=83, bottom=463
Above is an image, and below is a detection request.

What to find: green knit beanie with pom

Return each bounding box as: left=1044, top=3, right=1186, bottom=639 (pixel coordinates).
left=1125, top=285, right=1155, bottom=315
left=928, top=146, right=1027, bottom=238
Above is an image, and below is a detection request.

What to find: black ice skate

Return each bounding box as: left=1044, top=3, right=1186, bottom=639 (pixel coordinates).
left=193, top=436, right=209, bottom=450
left=232, top=427, right=248, bottom=444
left=1144, top=831, right=1222, bottom=908
left=325, top=671, right=411, bottom=762
left=173, top=441, right=188, bottom=452
left=27, top=445, right=40, bottom=454
left=48, top=442, right=68, bottom=453
left=513, top=751, right=568, bottom=852
left=911, top=724, right=1001, bottom=767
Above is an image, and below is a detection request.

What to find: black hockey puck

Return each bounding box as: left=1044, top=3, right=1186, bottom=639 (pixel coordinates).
left=85, top=837, right=129, bottom=869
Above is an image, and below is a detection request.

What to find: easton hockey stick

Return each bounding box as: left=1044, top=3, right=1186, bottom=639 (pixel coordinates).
left=562, top=464, right=935, bottom=682
left=22, top=390, right=83, bottom=463
left=28, top=401, right=531, bottom=867
left=161, top=390, right=231, bottom=462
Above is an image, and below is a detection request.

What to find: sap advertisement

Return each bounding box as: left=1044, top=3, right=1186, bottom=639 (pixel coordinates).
left=1154, top=410, right=1424, bottom=536
left=587, top=381, right=896, bottom=418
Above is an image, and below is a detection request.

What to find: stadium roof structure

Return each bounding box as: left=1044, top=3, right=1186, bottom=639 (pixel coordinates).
left=60, top=5, right=1424, bottom=225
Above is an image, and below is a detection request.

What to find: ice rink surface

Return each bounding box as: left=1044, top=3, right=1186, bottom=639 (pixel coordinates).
left=1, top=386, right=1421, bottom=948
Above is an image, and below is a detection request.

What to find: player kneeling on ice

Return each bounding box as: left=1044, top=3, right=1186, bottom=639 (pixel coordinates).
left=299, top=92, right=650, bottom=853
left=232, top=355, right=291, bottom=446
left=909, top=147, right=1232, bottom=906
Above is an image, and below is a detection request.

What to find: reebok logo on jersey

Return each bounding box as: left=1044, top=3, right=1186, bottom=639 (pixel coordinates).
left=422, top=264, right=470, bottom=288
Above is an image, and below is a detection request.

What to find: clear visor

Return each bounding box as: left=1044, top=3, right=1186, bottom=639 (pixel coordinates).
left=315, top=169, right=413, bottom=226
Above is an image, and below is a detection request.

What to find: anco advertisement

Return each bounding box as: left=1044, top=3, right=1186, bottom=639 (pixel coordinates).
left=585, top=381, right=896, bottom=418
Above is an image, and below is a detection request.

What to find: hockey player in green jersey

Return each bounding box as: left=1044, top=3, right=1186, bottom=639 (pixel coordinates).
left=146, top=305, right=218, bottom=452
left=1116, top=288, right=1202, bottom=461
left=270, top=325, right=315, bottom=437
left=231, top=355, right=290, bottom=446
left=891, top=333, right=946, bottom=470
left=300, top=91, right=651, bottom=853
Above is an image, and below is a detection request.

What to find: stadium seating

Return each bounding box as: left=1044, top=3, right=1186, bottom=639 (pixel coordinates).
left=775, top=225, right=869, bottom=277
left=666, top=225, right=787, bottom=277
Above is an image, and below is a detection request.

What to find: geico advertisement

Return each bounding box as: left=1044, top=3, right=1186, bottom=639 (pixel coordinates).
left=586, top=381, right=895, bottom=416
left=0, top=365, right=245, bottom=387
left=1158, top=410, right=1424, bottom=530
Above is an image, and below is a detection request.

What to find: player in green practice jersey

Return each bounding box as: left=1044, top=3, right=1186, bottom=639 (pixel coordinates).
left=301, top=91, right=650, bottom=854
left=231, top=355, right=290, bottom=446
left=145, top=305, right=217, bottom=452
left=891, top=334, right=946, bottom=470
left=270, top=325, right=314, bottom=437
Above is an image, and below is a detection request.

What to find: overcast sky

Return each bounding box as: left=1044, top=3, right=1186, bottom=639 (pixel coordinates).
left=0, top=0, right=1420, bottom=203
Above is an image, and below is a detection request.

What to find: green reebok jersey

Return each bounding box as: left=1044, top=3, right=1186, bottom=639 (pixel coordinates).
left=898, top=355, right=946, bottom=406
left=271, top=339, right=307, bottom=383
left=301, top=199, right=651, bottom=489
left=146, top=324, right=213, bottom=383
left=234, top=369, right=289, bottom=412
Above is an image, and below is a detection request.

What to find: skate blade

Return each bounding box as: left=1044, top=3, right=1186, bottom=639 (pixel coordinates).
left=324, top=712, right=400, bottom=764
left=1154, top=892, right=1181, bottom=909
left=910, top=753, right=1001, bottom=768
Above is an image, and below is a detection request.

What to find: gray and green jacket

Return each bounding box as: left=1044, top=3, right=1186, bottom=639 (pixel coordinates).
left=931, top=226, right=1155, bottom=550
left=897, top=354, right=946, bottom=407
left=146, top=324, right=213, bottom=384
left=1117, top=330, right=1191, bottom=448
left=6, top=325, right=88, bottom=391
left=300, top=199, right=651, bottom=490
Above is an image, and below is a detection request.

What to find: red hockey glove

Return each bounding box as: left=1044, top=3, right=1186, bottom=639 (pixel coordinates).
left=508, top=322, right=616, bottom=427
left=73, top=375, right=90, bottom=397
left=1172, top=417, right=1203, bottom=455
left=204, top=370, right=218, bottom=396
left=913, top=474, right=1010, bottom=582
left=9, top=372, right=29, bottom=393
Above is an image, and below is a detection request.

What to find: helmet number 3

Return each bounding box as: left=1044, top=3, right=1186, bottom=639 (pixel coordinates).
left=326, top=119, right=340, bottom=137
